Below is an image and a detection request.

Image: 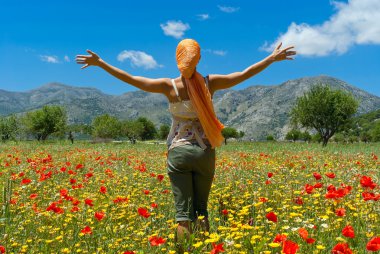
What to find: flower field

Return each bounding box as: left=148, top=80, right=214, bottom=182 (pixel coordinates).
left=0, top=141, right=379, bottom=253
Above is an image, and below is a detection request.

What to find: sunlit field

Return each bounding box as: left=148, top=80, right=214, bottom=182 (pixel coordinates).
left=0, top=141, right=379, bottom=253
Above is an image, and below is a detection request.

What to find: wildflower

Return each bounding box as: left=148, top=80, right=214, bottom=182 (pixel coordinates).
left=332, top=243, right=352, bottom=254
left=149, top=236, right=166, bottom=246
left=313, top=172, right=322, bottom=180
left=335, top=208, right=346, bottom=217
left=266, top=212, right=277, bottom=223
left=95, top=211, right=105, bottom=221
left=342, top=225, right=355, bottom=238
left=282, top=240, right=299, bottom=254
left=210, top=242, right=224, bottom=254
left=81, top=226, right=92, bottom=235
left=138, top=207, right=150, bottom=218
left=366, top=236, right=380, bottom=251
left=360, top=176, right=376, bottom=189
left=99, top=186, right=107, bottom=194
left=85, top=198, right=94, bottom=206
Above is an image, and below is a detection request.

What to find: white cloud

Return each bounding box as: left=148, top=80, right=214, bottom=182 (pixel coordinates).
left=197, top=14, right=210, bottom=21
left=117, top=50, right=162, bottom=69
left=203, top=49, right=227, bottom=56
left=160, top=20, right=190, bottom=39
left=262, top=0, right=380, bottom=57
left=218, top=5, right=240, bottom=13
left=64, top=55, right=70, bottom=62
left=40, top=55, right=59, bottom=63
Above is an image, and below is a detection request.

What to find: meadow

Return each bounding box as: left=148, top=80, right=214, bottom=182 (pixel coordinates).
left=0, top=141, right=379, bottom=254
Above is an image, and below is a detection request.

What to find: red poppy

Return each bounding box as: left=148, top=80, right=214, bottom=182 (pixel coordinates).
left=95, top=211, right=105, bottom=221
left=70, top=178, right=77, bottom=184
left=304, top=184, right=314, bottom=194
left=298, top=228, right=308, bottom=240
left=143, top=190, right=150, bottom=195
left=342, top=225, right=355, bottom=238
left=99, top=186, right=107, bottom=194
left=313, top=172, right=322, bottom=180
left=273, top=234, right=287, bottom=243
left=210, top=242, right=225, bottom=254
left=325, top=172, right=336, bottom=178
left=282, top=240, right=299, bottom=254
left=265, top=180, right=271, bottom=185
left=138, top=207, right=150, bottom=218
left=81, top=226, right=92, bottom=234
left=21, top=178, right=31, bottom=185
left=259, top=197, right=269, bottom=203
left=29, top=193, right=38, bottom=199
left=360, top=176, right=377, bottom=189
left=85, top=198, right=94, bottom=206
left=157, top=174, right=164, bottom=182
left=332, top=243, right=353, bottom=254
left=335, top=208, right=346, bottom=217
left=148, top=236, right=166, bottom=246
left=222, top=209, right=228, bottom=215
left=151, top=203, right=158, bottom=208
left=0, top=245, right=5, bottom=253
left=366, top=236, right=380, bottom=251
left=268, top=172, right=273, bottom=178
left=123, top=251, right=135, bottom=254
left=266, top=212, right=277, bottom=223
left=306, top=238, right=315, bottom=244
left=76, top=163, right=84, bottom=170
left=71, top=206, right=80, bottom=212
left=314, top=182, right=323, bottom=188
left=294, top=196, right=303, bottom=205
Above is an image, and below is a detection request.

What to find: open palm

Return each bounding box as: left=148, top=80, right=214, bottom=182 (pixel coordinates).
left=271, top=42, right=296, bottom=61
left=76, top=50, right=101, bottom=69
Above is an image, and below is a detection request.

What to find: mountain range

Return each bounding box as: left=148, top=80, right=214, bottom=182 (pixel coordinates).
left=1, top=75, right=379, bottom=140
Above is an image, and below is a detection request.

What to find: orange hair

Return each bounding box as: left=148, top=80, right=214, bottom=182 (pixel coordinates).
left=176, top=39, right=225, bottom=149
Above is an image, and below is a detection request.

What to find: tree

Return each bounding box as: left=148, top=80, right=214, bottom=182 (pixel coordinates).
left=121, top=120, right=144, bottom=142
left=238, top=131, right=245, bottom=141
left=0, top=114, right=19, bottom=141
left=92, top=114, right=121, bottom=139
left=300, top=131, right=312, bottom=142
left=159, top=124, right=170, bottom=140
left=137, top=117, right=157, bottom=140
left=285, top=129, right=302, bottom=142
left=290, top=84, right=359, bottom=147
left=266, top=135, right=275, bottom=141
left=22, top=105, right=67, bottom=141
left=221, top=127, right=238, bottom=145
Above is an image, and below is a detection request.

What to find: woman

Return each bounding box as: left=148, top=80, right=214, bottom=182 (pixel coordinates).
left=76, top=39, right=295, bottom=252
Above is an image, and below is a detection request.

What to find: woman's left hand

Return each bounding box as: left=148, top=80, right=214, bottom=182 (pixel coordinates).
left=270, top=42, right=296, bottom=61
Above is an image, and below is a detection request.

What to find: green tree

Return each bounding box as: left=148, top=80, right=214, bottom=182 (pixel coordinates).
left=285, top=129, right=302, bottom=141
left=92, top=114, right=121, bottom=139
left=159, top=124, right=170, bottom=140
left=369, top=122, right=380, bottom=142
left=266, top=135, right=275, bottom=141
left=0, top=114, right=19, bottom=141
left=22, top=105, right=67, bottom=141
left=238, top=131, right=245, bottom=140
left=137, top=117, right=157, bottom=140
left=300, top=131, right=312, bottom=142
left=221, top=127, right=238, bottom=145
left=290, top=84, right=359, bottom=147
left=121, top=120, right=144, bottom=142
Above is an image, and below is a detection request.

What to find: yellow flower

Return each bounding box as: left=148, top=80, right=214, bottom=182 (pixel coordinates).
left=316, top=245, right=326, bottom=250
left=268, top=243, right=280, bottom=248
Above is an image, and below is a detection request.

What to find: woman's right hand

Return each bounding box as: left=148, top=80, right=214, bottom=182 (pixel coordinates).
left=75, top=49, right=102, bottom=69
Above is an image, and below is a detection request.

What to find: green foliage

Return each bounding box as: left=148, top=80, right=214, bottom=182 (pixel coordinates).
left=121, top=120, right=144, bottom=141
left=0, top=114, right=19, bottom=141
left=285, top=129, right=302, bottom=141
left=22, top=105, right=67, bottom=141
left=238, top=131, right=245, bottom=139
left=92, top=114, right=121, bottom=139
left=290, top=83, right=359, bottom=147
left=159, top=124, right=170, bottom=140
left=136, top=117, right=157, bottom=140
left=266, top=135, right=275, bottom=141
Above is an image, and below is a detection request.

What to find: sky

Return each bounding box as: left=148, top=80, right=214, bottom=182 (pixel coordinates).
left=1, top=0, right=380, bottom=97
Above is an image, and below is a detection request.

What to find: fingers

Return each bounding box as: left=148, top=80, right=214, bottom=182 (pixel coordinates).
left=87, top=49, right=97, bottom=56
left=81, top=64, right=89, bottom=69
left=286, top=57, right=294, bottom=60
left=276, top=42, right=282, bottom=50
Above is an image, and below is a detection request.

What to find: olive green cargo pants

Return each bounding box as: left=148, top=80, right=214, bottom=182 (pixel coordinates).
left=167, top=143, right=215, bottom=222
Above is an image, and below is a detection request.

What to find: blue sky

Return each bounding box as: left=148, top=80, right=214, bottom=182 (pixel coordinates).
left=1, top=0, right=379, bottom=97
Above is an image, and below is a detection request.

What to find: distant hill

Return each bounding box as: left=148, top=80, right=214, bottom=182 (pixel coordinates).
left=1, top=75, right=379, bottom=140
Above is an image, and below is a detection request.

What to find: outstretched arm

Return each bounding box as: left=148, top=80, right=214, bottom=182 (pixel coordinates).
left=76, top=50, right=169, bottom=94
left=208, top=42, right=296, bottom=93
